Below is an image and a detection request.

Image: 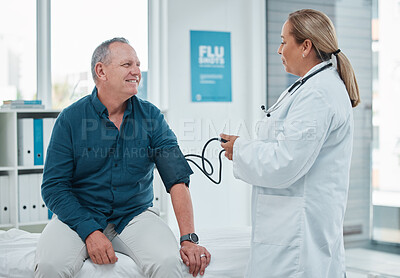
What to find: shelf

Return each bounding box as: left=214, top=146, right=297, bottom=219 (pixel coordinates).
left=17, top=165, right=45, bottom=171
left=18, top=220, right=49, bottom=226
left=0, top=110, right=59, bottom=231
left=0, top=109, right=60, bottom=113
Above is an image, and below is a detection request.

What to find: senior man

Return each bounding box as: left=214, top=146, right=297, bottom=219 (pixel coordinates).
left=34, top=37, right=210, bottom=278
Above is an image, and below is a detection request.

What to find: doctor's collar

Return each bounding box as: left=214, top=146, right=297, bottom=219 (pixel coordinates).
left=301, top=61, right=331, bottom=80
left=288, top=62, right=332, bottom=94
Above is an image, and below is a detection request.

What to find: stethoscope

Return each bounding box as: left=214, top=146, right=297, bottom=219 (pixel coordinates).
left=261, top=63, right=333, bottom=117
left=184, top=63, right=333, bottom=184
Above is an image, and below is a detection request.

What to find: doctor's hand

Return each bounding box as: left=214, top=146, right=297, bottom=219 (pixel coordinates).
left=180, top=241, right=211, bottom=277
left=85, top=230, right=118, bottom=265
left=220, top=133, right=239, bottom=161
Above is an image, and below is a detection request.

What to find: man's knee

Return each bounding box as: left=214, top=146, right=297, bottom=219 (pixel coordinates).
left=151, top=254, right=183, bottom=277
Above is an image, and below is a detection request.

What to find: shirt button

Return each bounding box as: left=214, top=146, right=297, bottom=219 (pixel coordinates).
left=114, top=163, right=118, bottom=167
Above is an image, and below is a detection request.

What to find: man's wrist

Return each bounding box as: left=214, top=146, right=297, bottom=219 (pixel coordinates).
left=180, top=232, right=199, bottom=245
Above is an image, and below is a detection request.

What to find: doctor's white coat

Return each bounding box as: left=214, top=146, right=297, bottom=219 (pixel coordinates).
left=233, top=62, right=353, bottom=278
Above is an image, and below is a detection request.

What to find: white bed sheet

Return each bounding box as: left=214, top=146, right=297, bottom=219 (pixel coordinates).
left=0, top=227, right=251, bottom=278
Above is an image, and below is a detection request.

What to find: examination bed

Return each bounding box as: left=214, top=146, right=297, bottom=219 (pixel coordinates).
left=0, top=226, right=251, bottom=278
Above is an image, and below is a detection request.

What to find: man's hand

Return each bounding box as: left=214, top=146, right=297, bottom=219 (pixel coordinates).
left=85, top=230, right=118, bottom=264
left=180, top=241, right=211, bottom=277
left=220, top=133, right=239, bottom=160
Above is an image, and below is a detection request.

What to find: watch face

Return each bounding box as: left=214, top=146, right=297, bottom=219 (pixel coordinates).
left=190, top=233, right=199, bottom=243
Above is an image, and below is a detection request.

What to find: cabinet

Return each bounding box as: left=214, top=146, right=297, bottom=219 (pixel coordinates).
left=0, top=110, right=59, bottom=231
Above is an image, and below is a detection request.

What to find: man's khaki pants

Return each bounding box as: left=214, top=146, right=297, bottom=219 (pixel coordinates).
left=34, top=208, right=183, bottom=278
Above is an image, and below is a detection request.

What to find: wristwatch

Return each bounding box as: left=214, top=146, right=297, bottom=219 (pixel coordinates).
left=180, top=233, right=199, bottom=244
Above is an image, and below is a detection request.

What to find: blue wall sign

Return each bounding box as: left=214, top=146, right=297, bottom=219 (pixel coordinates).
left=190, top=30, right=232, bottom=102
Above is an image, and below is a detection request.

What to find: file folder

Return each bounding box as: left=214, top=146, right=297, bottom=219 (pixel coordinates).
left=33, top=119, right=44, bottom=165
left=18, top=118, right=34, bottom=166
left=37, top=173, right=48, bottom=221
left=18, top=174, right=30, bottom=223
left=42, top=118, right=55, bottom=163
left=29, top=174, right=40, bottom=222
left=0, top=175, right=10, bottom=224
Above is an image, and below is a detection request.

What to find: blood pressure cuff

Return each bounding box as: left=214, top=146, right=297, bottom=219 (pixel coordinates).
left=151, top=145, right=194, bottom=192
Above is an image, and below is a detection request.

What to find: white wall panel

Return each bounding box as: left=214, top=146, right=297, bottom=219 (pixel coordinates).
left=150, top=0, right=266, bottom=230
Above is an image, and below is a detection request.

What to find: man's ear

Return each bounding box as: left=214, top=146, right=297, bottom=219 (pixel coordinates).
left=95, top=62, right=107, bottom=80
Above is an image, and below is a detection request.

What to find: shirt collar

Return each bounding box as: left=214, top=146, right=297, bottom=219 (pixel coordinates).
left=124, top=95, right=134, bottom=117
left=91, top=86, right=134, bottom=117
left=91, top=87, right=107, bottom=117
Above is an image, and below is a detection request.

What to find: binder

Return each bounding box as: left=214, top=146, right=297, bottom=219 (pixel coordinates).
left=18, top=118, right=34, bottom=166
left=18, top=118, right=55, bottom=166
left=33, top=119, right=44, bottom=165
left=0, top=175, right=10, bottom=224
left=37, top=173, right=48, bottom=221
left=18, top=174, right=30, bottom=223
left=29, top=174, right=40, bottom=222
left=42, top=118, right=55, bottom=163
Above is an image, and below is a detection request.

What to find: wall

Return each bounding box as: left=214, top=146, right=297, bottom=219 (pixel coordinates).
left=149, top=0, right=373, bottom=243
left=149, top=0, right=266, bottom=230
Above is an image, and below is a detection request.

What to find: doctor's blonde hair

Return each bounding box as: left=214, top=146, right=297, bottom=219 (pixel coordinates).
left=288, top=9, right=360, bottom=108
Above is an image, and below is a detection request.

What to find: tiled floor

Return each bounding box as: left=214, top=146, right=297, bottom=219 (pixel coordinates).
left=346, top=247, right=400, bottom=278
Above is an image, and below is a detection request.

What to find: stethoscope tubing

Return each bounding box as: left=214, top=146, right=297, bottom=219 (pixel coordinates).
left=184, top=138, right=225, bottom=184
left=263, top=63, right=333, bottom=117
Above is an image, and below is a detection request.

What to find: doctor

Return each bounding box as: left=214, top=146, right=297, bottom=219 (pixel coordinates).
left=221, top=9, right=360, bottom=278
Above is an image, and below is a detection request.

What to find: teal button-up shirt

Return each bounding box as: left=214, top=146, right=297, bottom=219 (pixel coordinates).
left=42, top=87, right=193, bottom=241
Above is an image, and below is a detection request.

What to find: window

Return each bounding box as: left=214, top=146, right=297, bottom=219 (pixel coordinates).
left=372, top=0, right=400, bottom=244
left=51, top=0, right=148, bottom=109
left=0, top=1, right=36, bottom=103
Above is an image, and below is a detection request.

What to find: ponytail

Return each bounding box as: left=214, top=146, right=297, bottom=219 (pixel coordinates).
left=335, top=52, right=360, bottom=107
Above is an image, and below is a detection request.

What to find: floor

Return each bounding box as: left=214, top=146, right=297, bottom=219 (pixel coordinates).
left=346, top=244, right=400, bottom=278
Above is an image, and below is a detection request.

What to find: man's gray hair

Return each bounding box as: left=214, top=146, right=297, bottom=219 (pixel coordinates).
left=91, top=37, right=130, bottom=81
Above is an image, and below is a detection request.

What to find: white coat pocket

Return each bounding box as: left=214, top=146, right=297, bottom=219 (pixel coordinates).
left=254, top=194, right=303, bottom=246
